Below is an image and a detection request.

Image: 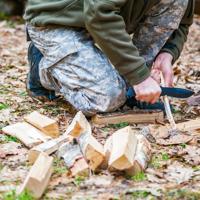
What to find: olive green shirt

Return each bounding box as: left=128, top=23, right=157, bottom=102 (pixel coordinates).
left=24, top=0, right=194, bottom=85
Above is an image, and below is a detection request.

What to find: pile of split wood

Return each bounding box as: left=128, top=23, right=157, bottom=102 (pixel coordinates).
left=2, top=111, right=153, bottom=199
left=2, top=110, right=200, bottom=199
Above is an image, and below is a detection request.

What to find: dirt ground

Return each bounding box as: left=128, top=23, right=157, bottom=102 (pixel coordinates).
left=0, top=16, right=200, bottom=200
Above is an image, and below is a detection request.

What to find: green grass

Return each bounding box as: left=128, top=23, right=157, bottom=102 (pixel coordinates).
left=53, top=157, right=68, bottom=175
left=131, top=190, right=150, bottom=199
left=164, top=189, right=200, bottom=200
left=107, top=122, right=129, bottom=129
left=2, top=190, right=35, bottom=200
left=161, top=153, right=170, bottom=161
left=131, top=172, right=147, bottom=182
left=2, top=135, right=20, bottom=143
left=0, top=103, right=9, bottom=110
left=74, top=176, right=85, bottom=186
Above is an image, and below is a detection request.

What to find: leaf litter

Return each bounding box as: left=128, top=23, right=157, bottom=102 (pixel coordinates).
left=0, top=16, right=200, bottom=199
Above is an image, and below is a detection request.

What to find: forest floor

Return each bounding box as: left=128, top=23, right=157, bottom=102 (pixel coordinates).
left=0, top=16, right=200, bottom=200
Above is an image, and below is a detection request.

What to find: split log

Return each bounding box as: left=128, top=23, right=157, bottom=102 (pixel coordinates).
left=125, top=134, right=152, bottom=176
left=2, top=122, right=51, bottom=148
left=149, top=118, right=200, bottom=139
left=19, top=153, right=53, bottom=199
left=78, top=134, right=105, bottom=171
left=108, top=126, right=138, bottom=170
left=66, top=111, right=105, bottom=171
left=28, top=135, right=70, bottom=164
left=65, top=111, right=91, bottom=137
left=25, top=111, right=59, bottom=138
left=91, top=110, right=164, bottom=125
left=58, top=142, right=89, bottom=177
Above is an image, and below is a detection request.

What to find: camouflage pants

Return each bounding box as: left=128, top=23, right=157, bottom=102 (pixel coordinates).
left=27, top=0, right=188, bottom=115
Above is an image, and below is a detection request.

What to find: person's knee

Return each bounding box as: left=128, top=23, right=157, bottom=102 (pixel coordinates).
left=99, top=85, right=127, bottom=113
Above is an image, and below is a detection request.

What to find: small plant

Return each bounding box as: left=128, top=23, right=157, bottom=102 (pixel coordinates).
left=3, top=190, right=34, bottom=200
left=180, top=143, right=187, bottom=148
left=162, top=153, right=169, bottom=161
left=131, top=190, right=150, bottom=198
left=108, top=122, right=129, bottom=129
left=53, top=157, right=68, bottom=175
left=131, top=172, right=147, bottom=182
left=74, top=176, right=85, bottom=186
left=0, top=103, right=9, bottom=110
left=3, top=135, right=19, bottom=143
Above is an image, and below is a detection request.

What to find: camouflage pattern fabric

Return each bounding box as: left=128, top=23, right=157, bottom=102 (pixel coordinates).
left=133, top=0, right=189, bottom=67
left=27, top=0, right=188, bottom=115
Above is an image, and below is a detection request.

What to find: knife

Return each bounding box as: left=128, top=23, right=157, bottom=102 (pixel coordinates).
left=127, top=86, right=194, bottom=99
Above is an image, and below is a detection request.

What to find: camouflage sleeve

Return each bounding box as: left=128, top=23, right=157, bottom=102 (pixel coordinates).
left=160, top=0, right=194, bottom=64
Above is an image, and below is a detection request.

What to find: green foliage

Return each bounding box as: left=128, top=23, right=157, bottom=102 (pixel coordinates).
left=180, top=143, right=187, bottom=148
left=19, top=91, right=28, bottom=97
left=161, top=153, right=169, bottom=161
left=3, top=190, right=34, bottom=200
left=150, top=152, right=170, bottom=169
left=53, top=157, right=68, bottom=175
left=74, top=176, right=85, bottom=186
left=164, top=189, right=200, bottom=200
left=0, top=103, right=9, bottom=110
left=131, top=190, right=150, bottom=199
left=3, top=135, right=19, bottom=143
left=108, top=122, right=129, bottom=129
left=131, top=172, right=147, bottom=182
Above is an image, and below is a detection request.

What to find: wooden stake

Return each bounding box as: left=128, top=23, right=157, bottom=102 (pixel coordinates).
left=92, top=110, right=164, bottom=125
left=2, top=122, right=51, bottom=148
left=28, top=135, right=70, bottom=164
left=25, top=111, right=59, bottom=138
left=19, top=153, right=53, bottom=199
left=160, top=73, right=177, bottom=130
left=109, top=126, right=138, bottom=170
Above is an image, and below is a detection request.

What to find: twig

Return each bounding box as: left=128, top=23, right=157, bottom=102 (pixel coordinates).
left=160, top=73, right=177, bottom=130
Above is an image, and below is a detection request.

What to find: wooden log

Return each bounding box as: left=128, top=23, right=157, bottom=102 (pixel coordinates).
left=66, top=111, right=105, bottom=171
left=91, top=110, right=164, bottom=125
left=58, top=142, right=89, bottom=177
left=25, top=111, right=59, bottom=138
left=65, top=111, right=91, bottom=137
left=149, top=118, right=200, bottom=139
left=109, top=126, right=138, bottom=170
left=78, top=134, right=105, bottom=171
left=2, top=122, right=51, bottom=148
left=125, top=134, right=152, bottom=176
left=19, top=153, right=53, bottom=199
left=28, top=135, right=70, bottom=164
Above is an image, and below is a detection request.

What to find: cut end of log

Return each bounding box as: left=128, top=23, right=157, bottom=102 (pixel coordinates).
left=108, top=126, right=138, bottom=170
left=65, top=111, right=90, bottom=137
left=2, top=122, right=51, bottom=148
left=25, top=111, right=59, bottom=138
left=71, top=158, right=89, bottom=177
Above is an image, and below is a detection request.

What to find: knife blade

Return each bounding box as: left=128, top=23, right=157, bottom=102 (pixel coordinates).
left=127, top=86, right=194, bottom=99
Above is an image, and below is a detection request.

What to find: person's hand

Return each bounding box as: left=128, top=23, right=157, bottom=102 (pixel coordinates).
left=133, top=76, right=161, bottom=104
left=152, top=52, right=174, bottom=87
